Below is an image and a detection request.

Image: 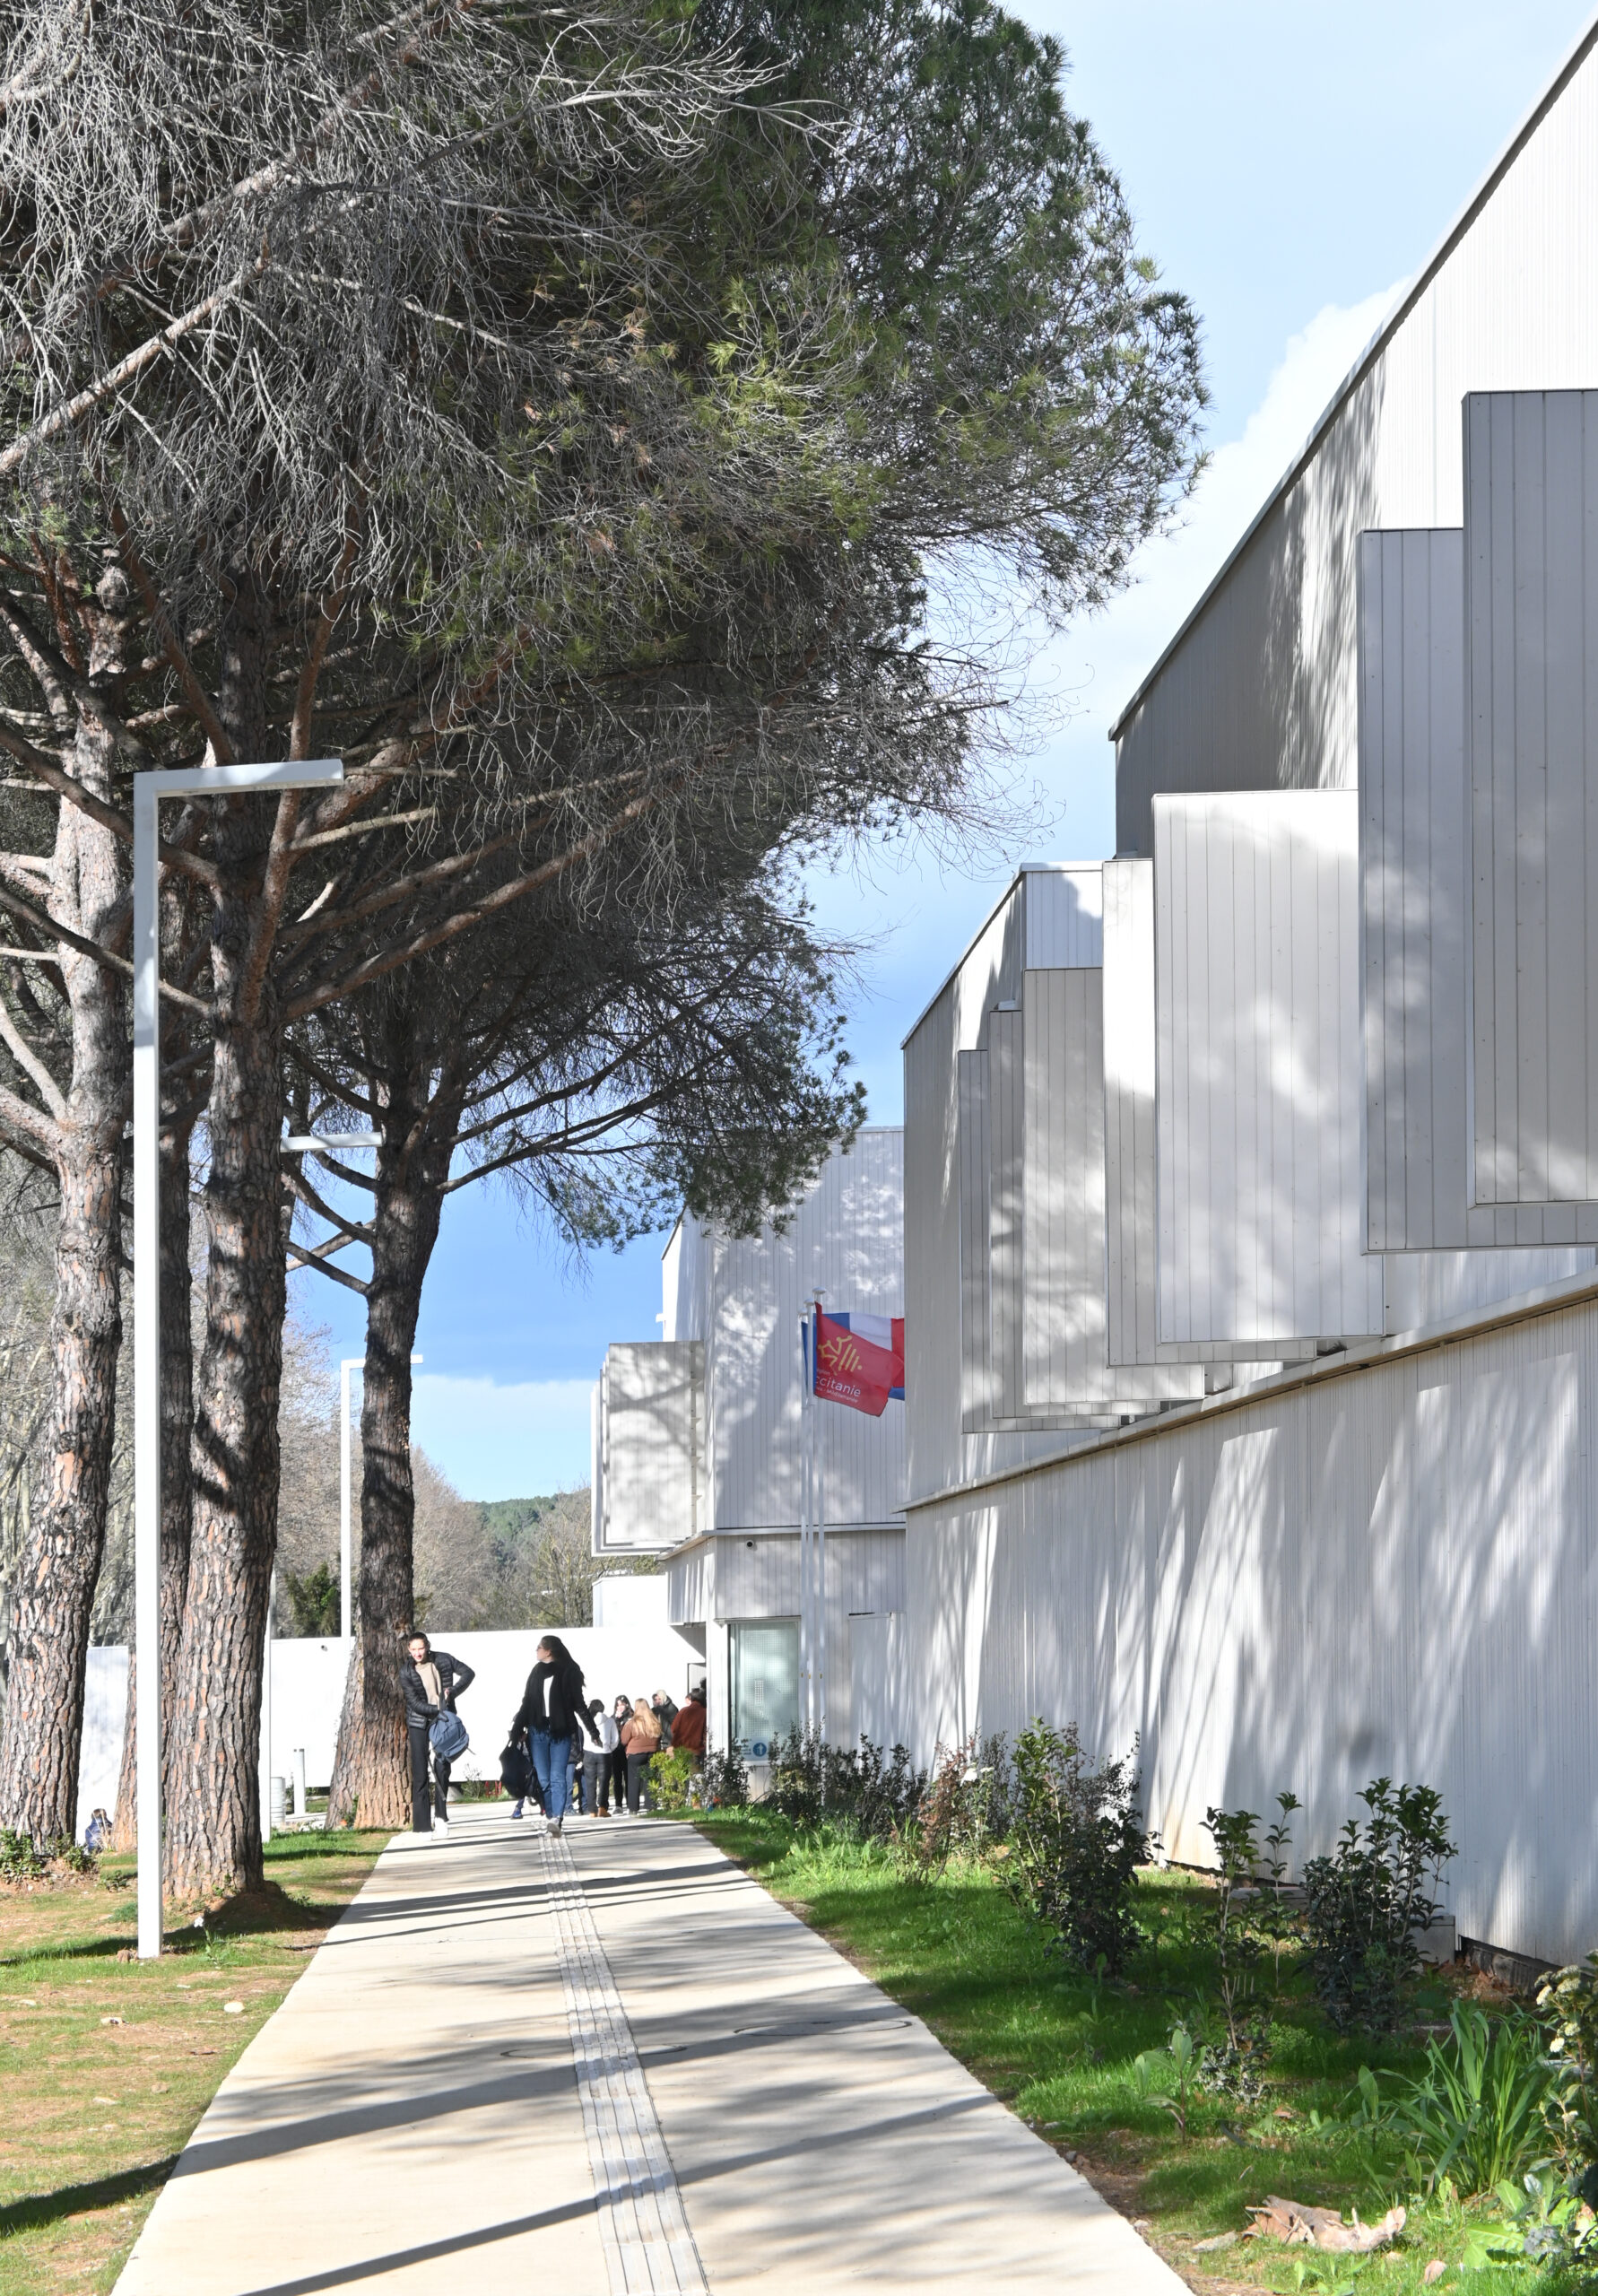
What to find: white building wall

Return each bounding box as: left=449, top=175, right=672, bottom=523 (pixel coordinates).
left=906, top=1279, right=1598, bottom=1967
left=595, top=1340, right=701, bottom=1553
left=690, top=1130, right=905, bottom=1534
left=1154, top=790, right=1385, bottom=1345
left=1114, top=25, right=1598, bottom=851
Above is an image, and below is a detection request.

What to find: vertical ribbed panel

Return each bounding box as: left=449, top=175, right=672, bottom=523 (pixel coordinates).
left=1023, top=865, right=1104, bottom=968
left=693, top=1131, right=905, bottom=1533
left=1116, top=36, right=1598, bottom=856
left=957, top=1047, right=995, bottom=1431
left=1022, top=967, right=1203, bottom=1408
left=1155, top=791, right=1385, bottom=1344
left=1103, top=858, right=1313, bottom=1369
left=1359, top=523, right=1598, bottom=1251
left=1466, top=390, right=1598, bottom=1206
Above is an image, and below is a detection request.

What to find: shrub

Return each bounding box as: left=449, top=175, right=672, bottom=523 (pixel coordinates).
left=899, top=1735, right=1003, bottom=1877
left=0, top=1829, right=43, bottom=1881
left=1539, top=1953, right=1598, bottom=2206
left=699, top=1744, right=749, bottom=1809
left=768, top=1730, right=925, bottom=1840
left=1000, top=1720, right=1151, bottom=1974
left=1301, top=1777, right=1455, bottom=2031
left=1367, top=2000, right=1557, bottom=2197
left=649, top=1748, right=699, bottom=1812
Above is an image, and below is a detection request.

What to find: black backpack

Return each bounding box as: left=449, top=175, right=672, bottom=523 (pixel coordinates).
left=499, top=1740, right=534, bottom=1798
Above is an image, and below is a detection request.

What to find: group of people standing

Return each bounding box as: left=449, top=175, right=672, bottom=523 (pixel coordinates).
left=399, top=1627, right=707, bottom=1836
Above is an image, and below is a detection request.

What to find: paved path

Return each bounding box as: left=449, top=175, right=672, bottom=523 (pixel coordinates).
left=117, top=1809, right=1187, bottom=2295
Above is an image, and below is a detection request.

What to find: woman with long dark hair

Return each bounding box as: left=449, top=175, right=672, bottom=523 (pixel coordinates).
left=510, top=1634, right=599, bottom=1835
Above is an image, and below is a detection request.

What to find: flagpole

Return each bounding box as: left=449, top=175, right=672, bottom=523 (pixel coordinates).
left=798, top=1309, right=812, bottom=1734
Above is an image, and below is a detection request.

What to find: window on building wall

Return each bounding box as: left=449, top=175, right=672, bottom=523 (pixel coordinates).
left=729, top=1620, right=798, bottom=1757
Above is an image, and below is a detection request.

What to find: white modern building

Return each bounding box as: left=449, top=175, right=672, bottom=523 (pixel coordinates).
left=592, top=1132, right=907, bottom=1765
left=901, top=22, right=1598, bottom=1970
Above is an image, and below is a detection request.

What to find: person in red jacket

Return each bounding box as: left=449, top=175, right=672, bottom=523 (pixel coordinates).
left=671, top=1683, right=708, bottom=1759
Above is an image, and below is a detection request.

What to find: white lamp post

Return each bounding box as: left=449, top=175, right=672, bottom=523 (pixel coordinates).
left=134, top=758, right=343, bottom=1961
left=338, top=1351, right=422, bottom=1640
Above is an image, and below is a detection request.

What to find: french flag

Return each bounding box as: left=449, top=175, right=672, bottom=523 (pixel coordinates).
left=809, top=1309, right=906, bottom=1417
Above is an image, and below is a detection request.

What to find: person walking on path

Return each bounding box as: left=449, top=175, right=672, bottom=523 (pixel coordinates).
left=621, top=1696, right=662, bottom=1814
left=512, top=1635, right=599, bottom=1835
left=583, top=1699, right=619, bottom=1817
left=401, top=1632, right=476, bottom=1834
left=671, top=1683, right=707, bottom=1761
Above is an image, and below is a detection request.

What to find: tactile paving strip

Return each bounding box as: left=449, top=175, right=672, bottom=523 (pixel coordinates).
left=537, top=1822, right=709, bottom=2294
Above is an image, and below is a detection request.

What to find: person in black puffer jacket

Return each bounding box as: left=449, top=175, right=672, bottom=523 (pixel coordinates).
left=511, top=1634, right=599, bottom=1835
left=401, top=1631, right=475, bottom=1834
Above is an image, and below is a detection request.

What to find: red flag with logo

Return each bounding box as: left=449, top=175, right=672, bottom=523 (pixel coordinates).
left=812, top=1309, right=905, bottom=1417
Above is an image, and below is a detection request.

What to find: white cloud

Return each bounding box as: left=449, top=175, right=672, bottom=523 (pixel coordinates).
left=410, top=1374, right=594, bottom=1502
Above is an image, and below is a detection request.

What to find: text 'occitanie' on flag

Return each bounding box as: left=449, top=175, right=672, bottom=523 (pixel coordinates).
left=810, top=1309, right=905, bottom=1417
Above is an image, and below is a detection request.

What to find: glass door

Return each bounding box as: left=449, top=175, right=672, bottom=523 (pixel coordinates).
left=729, top=1621, right=799, bottom=1758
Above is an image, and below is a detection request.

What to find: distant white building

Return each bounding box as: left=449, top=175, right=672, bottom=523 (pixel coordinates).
left=592, top=1130, right=906, bottom=1765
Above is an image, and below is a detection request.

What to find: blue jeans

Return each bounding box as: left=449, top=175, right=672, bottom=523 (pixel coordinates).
left=530, top=1727, right=572, bottom=1821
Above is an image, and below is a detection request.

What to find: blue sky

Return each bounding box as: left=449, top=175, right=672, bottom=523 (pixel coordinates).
left=290, top=0, right=1598, bottom=1500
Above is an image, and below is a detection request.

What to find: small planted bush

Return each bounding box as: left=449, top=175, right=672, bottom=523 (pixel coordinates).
left=1540, top=1952, right=1598, bottom=2207
left=1301, top=1777, right=1455, bottom=2031
left=769, top=1729, right=925, bottom=1840
left=1001, top=1720, right=1151, bottom=1975
left=699, top=1744, right=749, bottom=1808
left=649, top=1748, right=699, bottom=1812
left=903, top=1735, right=1007, bottom=1878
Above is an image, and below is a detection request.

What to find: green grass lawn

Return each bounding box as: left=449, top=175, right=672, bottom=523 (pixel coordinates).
left=0, top=1829, right=389, bottom=2295
left=693, top=1810, right=1592, bottom=2296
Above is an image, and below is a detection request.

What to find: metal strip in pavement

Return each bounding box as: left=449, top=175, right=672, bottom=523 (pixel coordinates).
left=538, top=1821, right=708, bottom=2295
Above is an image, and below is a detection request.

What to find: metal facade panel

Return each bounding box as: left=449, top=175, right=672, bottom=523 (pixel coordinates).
left=1023, top=865, right=1103, bottom=968
left=1022, top=967, right=1204, bottom=1408
left=1155, top=791, right=1385, bottom=1344
left=1359, top=524, right=1598, bottom=1248
left=1115, top=41, right=1598, bottom=855
left=904, top=905, right=1121, bottom=1503
left=699, top=1130, right=906, bottom=1534
left=1102, top=858, right=1314, bottom=1369
left=1466, top=390, right=1598, bottom=1205
left=905, top=1289, right=1598, bottom=1967
left=596, top=1341, right=702, bottom=1552
left=956, top=1034, right=1112, bottom=1432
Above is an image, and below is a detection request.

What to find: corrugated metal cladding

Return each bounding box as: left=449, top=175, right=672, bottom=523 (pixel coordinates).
left=1155, top=792, right=1385, bottom=1344
left=906, top=1287, right=1598, bottom=1968
left=1103, top=857, right=1311, bottom=1370
left=1022, top=864, right=1103, bottom=968
left=1023, top=966, right=1203, bottom=1409
left=1114, top=34, right=1598, bottom=854
left=595, top=1342, right=702, bottom=1552
left=1359, top=524, right=1598, bottom=1250
left=668, top=1132, right=906, bottom=1533
left=1466, top=390, right=1598, bottom=1208
left=904, top=878, right=1108, bottom=1506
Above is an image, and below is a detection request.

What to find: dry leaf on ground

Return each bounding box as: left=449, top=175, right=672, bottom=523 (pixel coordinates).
left=1246, top=2196, right=1407, bottom=2252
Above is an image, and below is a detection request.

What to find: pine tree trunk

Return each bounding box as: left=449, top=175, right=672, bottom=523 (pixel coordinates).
left=0, top=590, right=131, bottom=1848
left=114, top=1115, right=195, bottom=1852
left=326, top=1046, right=456, bottom=1830
left=166, top=583, right=288, bottom=1901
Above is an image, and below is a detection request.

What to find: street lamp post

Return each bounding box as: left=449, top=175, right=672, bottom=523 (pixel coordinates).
left=134, top=758, right=343, bottom=1961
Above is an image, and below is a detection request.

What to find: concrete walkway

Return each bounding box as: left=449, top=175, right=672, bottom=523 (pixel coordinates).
left=117, top=1809, right=1187, bottom=2295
